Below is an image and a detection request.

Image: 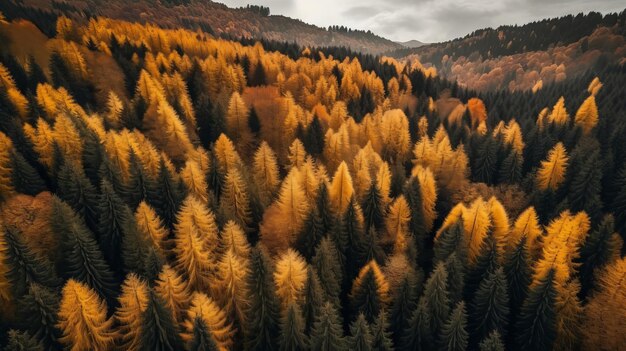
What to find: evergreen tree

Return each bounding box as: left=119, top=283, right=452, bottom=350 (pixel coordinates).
left=248, top=107, right=261, bottom=135
left=56, top=161, right=99, bottom=232
left=245, top=246, right=280, bottom=351
left=403, top=176, right=427, bottom=258
left=304, top=116, right=325, bottom=157
left=371, top=311, right=394, bottom=351
left=422, top=262, right=450, bottom=336
left=52, top=199, right=117, bottom=301
left=613, top=164, right=626, bottom=241
left=470, top=268, right=510, bottom=343
left=503, top=237, right=531, bottom=330
left=312, top=237, right=343, bottom=309
left=296, top=209, right=326, bottom=261
left=140, top=290, right=184, bottom=351
left=478, top=330, right=505, bottom=351
left=464, top=235, right=498, bottom=301
left=445, top=252, right=465, bottom=304
left=362, top=182, right=384, bottom=231
left=350, top=261, right=389, bottom=324
left=390, top=271, right=419, bottom=345
left=579, top=215, right=619, bottom=298
left=343, top=199, right=367, bottom=280
left=147, top=158, right=184, bottom=229
left=301, top=267, right=326, bottom=334
left=278, top=303, right=308, bottom=351
left=348, top=314, right=373, bottom=351
left=3, top=330, right=44, bottom=351
left=567, top=149, right=602, bottom=221
left=17, top=283, right=61, bottom=351
left=9, top=149, right=45, bottom=196
left=515, top=269, right=557, bottom=351
left=497, top=148, right=523, bottom=184
left=439, top=301, right=469, bottom=351
left=127, top=150, right=154, bottom=210
left=471, top=135, right=498, bottom=184
left=1, top=225, right=59, bottom=299
left=81, top=129, right=104, bottom=188
left=310, top=302, right=347, bottom=351
left=398, top=299, right=432, bottom=351
left=434, top=221, right=466, bottom=263
left=188, top=318, right=220, bottom=351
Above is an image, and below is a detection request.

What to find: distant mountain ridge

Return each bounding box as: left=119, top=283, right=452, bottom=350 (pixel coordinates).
left=397, top=39, right=427, bottom=48
left=0, top=0, right=403, bottom=54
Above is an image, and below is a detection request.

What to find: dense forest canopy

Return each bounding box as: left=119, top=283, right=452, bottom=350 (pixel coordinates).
left=0, top=5, right=625, bottom=351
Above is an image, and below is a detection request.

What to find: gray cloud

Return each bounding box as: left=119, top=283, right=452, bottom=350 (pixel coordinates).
left=219, top=0, right=624, bottom=43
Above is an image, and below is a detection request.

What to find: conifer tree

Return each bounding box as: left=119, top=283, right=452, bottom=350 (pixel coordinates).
left=147, top=158, right=184, bottom=229
left=56, top=160, right=99, bottom=231
left=497, top=147, right=523, bottom=184
left=296, top=208, right=327, bottom=261
left=536, top=142, right=568, bottom=191
left=478, top=330, right=505, bottom=351
left=9, top=149, right=46, bottom=196
left=154, top=265, right=191, bottom=323
left=403, top=176, right=428, bottom=258
left=183, top=292, right=235, bottom=350
left=371, top=311, right=394, bottom=351
left=219, top=166, right=252, bottom=231
left=422, top=262, right=450, bottom=336
left=188, top=318, right=220, bottom=351
left=52, top=199, right=117, bottom=301
left=17, top=283, right=61, bottom=350
left=464, top=235, right=498, bottom=301
left=503, top=237, right=531, bottom=326
left=348, top=314, right=373, bottom=351
left=470, top=268, right=510, bottom=343
left=245, top=246, right=280, bottom=350
left=305, top=116, right=325, bottom=157
left=439, top=301, right=468, bottom=351
left=434, top=221, right=466, bottom=263
left=301, top=266, right=326, bottom=335
left=350, top=260, right=390, bottom=323
left=310, top=301, right=347, bottom=351
left=278, top=302, right=308, bottom=351
left=274, top=249, right=308, bottom=309
left=389, top=270, right=419, bottom=346
left=574, top=95, right=598, bottom=135
left=399, top=299, right=432, bottom=351
left=362, top=182, right=384, bottom=232
left=212, top=249, right=250, bottom=332
left=579, top=215, right=620, bottom=297
left=127, top=150, right=155, bottom=210
left=115, top=274, right=149, bottom=351
left=566, top=149, right=602, bottom=220
left=312, top=237, right=343, bottom=308
left=252, top=141, right=280, bottom=207
left=57, top=279, right=115, bottom=351
left=445, top=252, right=466, bottom=304
left=515, top=269, right=557, bottom=351
left=3, top=330, right=44, bottom=351
left=329, top=161, right=355, bottom=216
left=140, top=289, right=184, bottom=351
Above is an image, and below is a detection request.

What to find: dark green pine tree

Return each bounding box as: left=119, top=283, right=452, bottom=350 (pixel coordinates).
left=250, top=61, right=266, bottom=87
left=503, top=237, right=531, bottom=328
left=81, top=129, right=104, bottom=187
left=470, top=267, right=509, bottom=344
left=147, top=158, right=184, bottom=230
left=310, top=302, right=347, bottom=351
left=361, top=182, right=384, bottom=232
left=497, top=148, right=523, bottom=184
left=578, top=215, right=619, bottom=298
left=471, top=135, right=498, bottom=185
left=2, top=226, right=60, bottom=299
left=348, top=314, right=373, bottom=351
left=56, top=161, right=100, bottom=232
left=188, top=318, right=220, bottom=351
left=126, top=150, right=154, bottom=210
left=245, top=246, right=280, bottom=351
left=341, top=198, right=366, bottom=280
left=26, top=55, right=48, bottom=93
left=422, top=262, right=450, bottom=337
left=390, top=271, right=419, bottom=346
left=478, top=330, right=505, bottom=351
left=350, top=263, right=387, bottom=324
left=403, top=177, right=428, bottom=260
left=533, top=188, right=557, bottom=225
left=434, top=221, right=466, bottom=263
left=464, top=235, right=498, bottom=302
left=51, top=199, right=117, bottom=301
left=566, top=149, right=603, bottom=221
left=301, top=267, right=326, bottom=335
left=444, top=252, right=465, bottom=304
left=515, top=269, right=557, bottom=351
left=296, top=208, right=326, bottom=261
left=439, top=301, right=468, bottom=351
left=370, top=311, right=394, bottom=351
left=278, top=303, right=308, bottom=351
left=248, top=107, right=261, bottom=136
left=3, top=330, right=44, bottom=351
left=398, top=299, right=432, bottom=351
left=96, top=180, right=142, bottom=275
left=359, top=227, right=385, bottom=266
left=98, top=151, right=127, bottom=200
left=612, top=164, right=626, bottom=242
left=304, top=115, right=324, bottom=157
left=312, top=237, right=343, bottom=309
left=140, top=290, right=184, bottom=351
left=17, top=283, right=61, bottom=351
left=9, top=149, right=46, bottom=196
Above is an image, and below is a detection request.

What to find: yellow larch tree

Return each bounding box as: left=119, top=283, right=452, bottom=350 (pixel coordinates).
left=57, top=279, right=115, bottom=351
left=574, top=95, right=599, bottom=135
left=350, top=260, right=390, bottom=310
left=581, top=258, right=626, bottom=350
left=536, top=142, right=568, bottom=191
left=154, top=265, right=191, bottom=323
left=219, top=220, right=251, bottom=258
left=220, top=166, right=252, bottom=231
left=298, top=157, right=322, bottom=204
left=352, top=148, right=372, bottom=201
left=380, top=109, right=411, bottom=162
left=0, top=132, right=15, bottom=201
left=385, top=195, right=411, bottom=243
left=329, top=161, right=355, bottom=216
left=214, top=134, right=243, bottom=176
left=273, top=249, right=308, bottom=309
left=587, top=77, right=602, bottom=96
left=226, top=91, right=253, bottom=151
left=508, top=207, right=543, bottom=256
left=554, top=279, right=583, bottom=351
left=115, top=274, right=150, bottom=351
left=252, top=142, right=281, bottom=207
left=182, top=292, right=235, bottom=350
left=23, top=119, right=56, bottom=169
left=180, top=160, right=209, bottom=204
left=105, top=91, right=123, bottom=128
left=287, top=138, right=307, bottom=170
left=411, top=165, right=438, bottom=232
left=376, top=162, right=392, bottom=208
left=488, top=197, right=510, bottom=259
left=53, top=114, right=83, bottom=167
left=212, top=249, right=250, bottom=329
left=548, top=97, right=570, bottom=126
left=435, top=203, right=466, bottom=240
left=462, top=197, right=492, bottom=264
left=503, top=119, right=525, bottom=155
left=134, top=201, right=169, bottom=257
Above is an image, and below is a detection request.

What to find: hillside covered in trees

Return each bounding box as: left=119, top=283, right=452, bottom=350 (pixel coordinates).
left=0, top=0, right=404, bottom=55
left=1, top=7, right=626, bottom=351
left=390, top=11, right=626, bottom=91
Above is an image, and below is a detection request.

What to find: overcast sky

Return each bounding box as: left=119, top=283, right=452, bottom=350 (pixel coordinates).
left=219, top=0, right=625, bottom=43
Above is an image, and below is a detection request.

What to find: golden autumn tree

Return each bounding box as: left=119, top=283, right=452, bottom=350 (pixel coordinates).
left=385, top=195, right=411, bottom=243
left=134, top=201, right=169, bottom=256
left=252, top=141, right=281, bottom=207
left=329, top=161, right=355, bottom=216
left=508, top=207, right=543, bottom=256
left=226, top=91, right=253, bottom=151
left=380, top=109, right=411, bottom=162
left=182, top=292, right=235, bottom=350
left=212, top=249, right=250, bottom=330
left=467, top=98, right=487, bottom=128
left=462, top=197, right=492, bottom=264
left=273, top=249, right=308, bottom=309
left=548, top=97, right=570, bottom=126
left=57, top=279, right=115, bottom=351
left=154, top=265, right=191, bottom=323
left=574, top=95, right=599, bottom=135
left=536, top=142, right=568, bottom=191
left=115, top=274, right=150, bottom=351
left=180, top=160, right=210, bottom=204
left=220, top=166, right=253, bottom=231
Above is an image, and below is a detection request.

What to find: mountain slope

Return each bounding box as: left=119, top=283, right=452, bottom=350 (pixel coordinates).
left=0, top=0, right=403, bottom=54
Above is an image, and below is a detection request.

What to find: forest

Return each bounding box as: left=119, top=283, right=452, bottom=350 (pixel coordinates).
left=0, top=7, right=625, bottom=351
